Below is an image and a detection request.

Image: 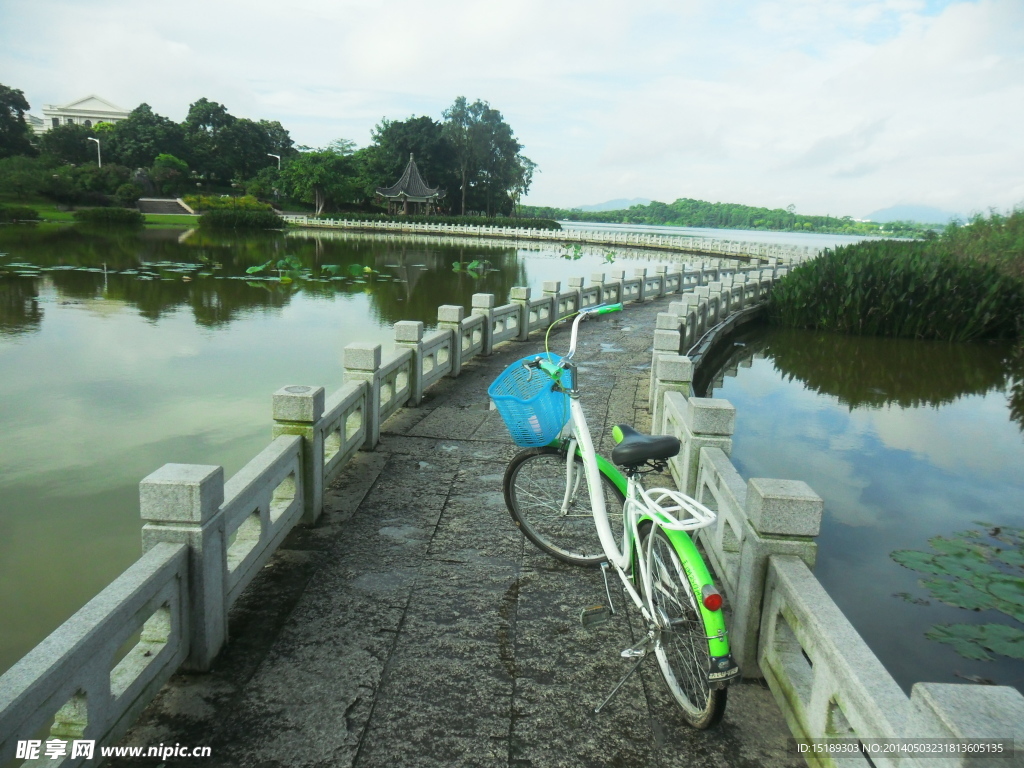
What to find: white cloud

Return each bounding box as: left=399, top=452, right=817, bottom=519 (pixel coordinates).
left=2, top=0, right=1021, bottom=214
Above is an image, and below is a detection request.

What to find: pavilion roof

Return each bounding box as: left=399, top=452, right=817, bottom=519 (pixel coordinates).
left=376, top=154, right=445, bottom=200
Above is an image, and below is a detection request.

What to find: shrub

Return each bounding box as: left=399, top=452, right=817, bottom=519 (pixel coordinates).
left=0, top=205, right=41, bottom=222
left=183, top=194, right=272, bottom=212
left=767, top=242, right=1024, bottom=342
left=115, top=183, right=144, bottom=207
left=312, top=212, right=561, bottom=230
left=198, top=209, right=282, bottom=229
left=72, top=207, right=145, bottom=227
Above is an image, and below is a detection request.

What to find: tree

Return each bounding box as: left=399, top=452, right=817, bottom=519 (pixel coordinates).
left=38, top=123, right=96, bottom=165
left=184, top=98, right=235, bottom=180
left=442, top=96, right=485, bottom=215
left=110, top=104, right=186, bottom=169
left=0, top=83, right=36, bottom=159
left=0, top=155, right=47, bottom=198
left=152, top=153, right=189, bottom=196
left=259, top=119, right=295, bottom=159
left=442, top=97, right=533, bottom=216
left=282, top=144, right=362, bottom=215
left=220, top=118, right=273, bottom=180
left=364, top=115, right=457, bottom=205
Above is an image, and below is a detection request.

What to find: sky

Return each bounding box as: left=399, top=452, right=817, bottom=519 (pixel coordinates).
left=2, top=0, right=1022, bottom=218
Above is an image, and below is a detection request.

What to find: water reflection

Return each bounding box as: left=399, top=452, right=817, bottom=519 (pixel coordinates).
left=0, top=277, right=43, bottom=336
left=2, top=224, right=716, bottom=678
left=724, top=325, right=1024, bottom=431
left=0, top=228, right=526, bottom=334
left=709, top=325, right=1024, bottom=692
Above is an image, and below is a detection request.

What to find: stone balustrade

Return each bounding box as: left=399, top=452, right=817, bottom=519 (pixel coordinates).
left=0, top=257, right=768, bottom=765
left=280, top=216, right=821, bottom=264
left=5, top=247, right=1015, bottom=767
left=648, top=341, right=1024, bottom=767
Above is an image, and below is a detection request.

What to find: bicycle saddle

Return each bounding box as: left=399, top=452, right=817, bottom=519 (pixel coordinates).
left=610, top=424, right=681, bottom=466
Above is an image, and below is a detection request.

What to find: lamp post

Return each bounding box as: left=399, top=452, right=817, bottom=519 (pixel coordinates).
left=87, top=137, right=101, bottom=168
left=267, top=153, right=281, bottom=171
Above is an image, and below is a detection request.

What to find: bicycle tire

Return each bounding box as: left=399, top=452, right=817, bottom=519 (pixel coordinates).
left=503, top=446, right=625, bottom=567
left=638, top=522, right=727, bottom=728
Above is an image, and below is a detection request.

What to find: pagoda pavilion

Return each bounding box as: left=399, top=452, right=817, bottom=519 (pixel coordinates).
left=376, top=154, right=445, bottom=215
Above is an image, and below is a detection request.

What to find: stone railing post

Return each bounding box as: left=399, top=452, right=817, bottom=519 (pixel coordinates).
left=343, top=342, right=382, bottom=449
left=733, top=479, right=822, bottom=676
left=567, top=276, right=585, bottom=308
left=655, top=265, right=668, bottom=297
left=635, top=267, right=647, bottom=302
left=652, top=355, right=693, bottom=433
left=471, top=293, right=496, bottom=355
left=674, top=396, right=735, bottom=495
left=271, top=385, right=326, bottom=525
left=437, top=305, right=465, bottom=377
left=140, top=463, right=226, bottom=671
left=509, top=286, right=531, bottom=341
left=606, top=270, right=625, bottom=303
left=648, top=313, right=683, bottom=412
left=707, top=281, right=723, bottom=323
left=395, top=320, right=425, bottom=404
left=542, top=280, right=561, bottom=316
left=906, top=683, right=1024, bottom=764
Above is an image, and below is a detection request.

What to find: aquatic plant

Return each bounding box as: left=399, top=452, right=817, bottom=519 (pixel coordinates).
left=892, top=526, right=1024, bottom=662
left=199, top=209, right=283, bottom=230
left=767, top=242, right=1024, bottom=341
left=72, top=207, right=144, bottom=227
left=0, top=205, right=40, bottom=223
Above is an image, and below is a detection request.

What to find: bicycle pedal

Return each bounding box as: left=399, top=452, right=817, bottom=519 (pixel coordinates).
left=621, top=647, right=648, bottom=659
left=580, top=605, right=611, bottom=627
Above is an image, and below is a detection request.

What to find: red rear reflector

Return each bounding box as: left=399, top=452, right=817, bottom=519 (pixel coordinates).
left=701, top=585, right=723, bottom=611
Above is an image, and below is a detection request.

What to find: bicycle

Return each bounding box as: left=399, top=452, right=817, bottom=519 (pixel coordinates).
left=489, top=303, right=739, bottom=728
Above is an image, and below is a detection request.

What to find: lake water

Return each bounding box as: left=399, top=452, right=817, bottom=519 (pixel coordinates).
left=3, top=224, right=1019, bottom=696
left=0, top=224, right=716, bottom=676
left=558, top=221, right=883, bottom=249
left=712, top=326, right=1024, bottom=693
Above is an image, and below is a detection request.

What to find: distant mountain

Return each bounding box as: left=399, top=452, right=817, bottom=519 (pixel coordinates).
left=863, top=205, right=962, bottom=225
left=575, top=198, right=652, bottom=212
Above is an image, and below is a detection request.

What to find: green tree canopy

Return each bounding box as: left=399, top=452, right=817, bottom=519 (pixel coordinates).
left=363, top=115, right=457, bottom=203
left=109, top=104, right=187, bottom=169
left=0, top=83, right=36, bottom=159
left=38, top=123, right=96, bottom=165
left=282, top=145, right=362, bottom=214
left=441, top=97, right=534, bottom=216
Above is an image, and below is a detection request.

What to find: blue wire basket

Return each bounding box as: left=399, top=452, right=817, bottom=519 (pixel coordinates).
left=488, top=355, right=574, bottom=447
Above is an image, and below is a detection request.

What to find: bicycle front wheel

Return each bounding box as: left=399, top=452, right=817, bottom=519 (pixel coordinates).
left=503, top=446, right=624, bottom=567
left=639, top=522, right=727, bottom=728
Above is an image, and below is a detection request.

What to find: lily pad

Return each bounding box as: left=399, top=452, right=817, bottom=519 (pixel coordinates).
left=892, top=526, right=1024, bottom=661
left=925, top=623, right=1024, bottom=662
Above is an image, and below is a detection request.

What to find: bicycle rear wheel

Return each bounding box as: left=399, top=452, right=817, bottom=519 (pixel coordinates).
left=503, top=446, right=624, bottom=567
left=638, top=522, right=727, bottom=728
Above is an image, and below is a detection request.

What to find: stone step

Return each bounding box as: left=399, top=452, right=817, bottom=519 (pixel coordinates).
left=136, top=198, right=191, bottom=215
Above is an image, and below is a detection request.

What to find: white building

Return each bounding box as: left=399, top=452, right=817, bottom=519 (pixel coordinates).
left=29, top=95, right=131, bottom=135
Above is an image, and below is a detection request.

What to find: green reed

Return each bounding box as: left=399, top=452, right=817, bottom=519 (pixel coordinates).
left=767, top=240, right=1024, bottom=342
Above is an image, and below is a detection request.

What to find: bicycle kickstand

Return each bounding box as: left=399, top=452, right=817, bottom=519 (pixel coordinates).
left=593, top=631, right=655, bottom=715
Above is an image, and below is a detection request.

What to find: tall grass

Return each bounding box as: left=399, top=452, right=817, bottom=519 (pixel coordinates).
left=198, top=209, right=283, bottom=229
left=940, top=210, right=1024, bottom=280
left=72, top=208, right=144, bottom=227
left=767, top=240, right=1024, bottom=342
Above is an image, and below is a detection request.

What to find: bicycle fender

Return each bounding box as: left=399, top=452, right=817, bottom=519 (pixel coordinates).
left=640, top=517, right=731, bottom=659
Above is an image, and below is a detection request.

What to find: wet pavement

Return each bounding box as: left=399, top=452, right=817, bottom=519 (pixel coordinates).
left=112, top=295, right=803, bottom=768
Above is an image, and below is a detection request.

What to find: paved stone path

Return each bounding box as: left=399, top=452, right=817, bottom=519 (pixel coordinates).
left=112, top=294, right=803, bottom=768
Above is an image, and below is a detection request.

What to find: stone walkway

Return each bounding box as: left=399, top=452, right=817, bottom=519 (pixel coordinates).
left=112, top=294, right=803, bottom=768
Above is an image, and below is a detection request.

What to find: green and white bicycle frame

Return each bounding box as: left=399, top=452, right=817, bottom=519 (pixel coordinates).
left=550, top=307, right=736, bottom=688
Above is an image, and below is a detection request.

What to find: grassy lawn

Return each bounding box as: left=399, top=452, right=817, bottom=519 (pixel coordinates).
left=143, top=213, right=198, bottom=227
left=1, top=196, right=196, bottom=227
